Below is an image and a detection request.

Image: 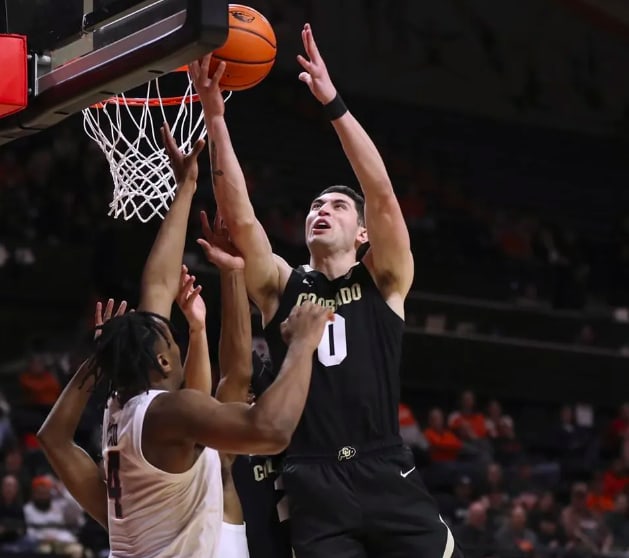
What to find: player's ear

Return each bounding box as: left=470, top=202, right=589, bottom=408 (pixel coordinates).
left=356, top=226, right=368, bottom=245
left=156, top=352, right=173, bottom=375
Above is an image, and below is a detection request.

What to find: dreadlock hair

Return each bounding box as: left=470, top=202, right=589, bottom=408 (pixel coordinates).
left=316, top=185, right=365, bottom=226
left=86, top=311, right=177, bottom=405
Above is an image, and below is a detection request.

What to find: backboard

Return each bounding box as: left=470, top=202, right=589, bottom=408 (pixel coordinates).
left=0, top=0, right=228, bottom=145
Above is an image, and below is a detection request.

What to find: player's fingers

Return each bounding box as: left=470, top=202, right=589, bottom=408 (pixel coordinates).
left=298, top=72, right=313, bottom=87
left=188, top=60, right=201, bottom=82
left=296, top=55, right=312, bottom=72
left=179, top=264, right=188, bottom=285
left=190, top=138, right=206, bottom=159
left=211, top=61, right=226, bottom=87
left=304, top=23, right=321, bottom=61
left=301, top=27, right=308, bottom=56
left=201, top=54, right=212, bottom=85
left=94, top=301, right=103, bottom=327
left=103, top=298, right=115, bottom=321
left=186, top=285, right=203, bottom=307
left=197, top=238, right=214, bottom=260
left=114, top=300, right=128, bottom=317
left=200, top=210, right=212, bottom=238
left=213, top=211, right=222, bottom=232
left=161, top=123, right=178, bottom=156
left=181, top=274, right=195, bottom=295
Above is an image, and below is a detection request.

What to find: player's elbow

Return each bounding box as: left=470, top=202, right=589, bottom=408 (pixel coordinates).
left=36, top=425, right=58, bottom=451
left=224, top=216, right=258, bottom=240
left=252, top=421, right=292, bottom=454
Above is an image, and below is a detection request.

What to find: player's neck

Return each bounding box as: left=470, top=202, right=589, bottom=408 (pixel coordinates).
left=309, top=250, right=357, bottom=281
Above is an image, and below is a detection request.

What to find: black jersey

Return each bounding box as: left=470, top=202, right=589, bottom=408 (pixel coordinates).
left=231, top=352, right=292, bottom=558
left=264, top=261, right=404, bottom=455
left=231, top=454, right=292, bottom=558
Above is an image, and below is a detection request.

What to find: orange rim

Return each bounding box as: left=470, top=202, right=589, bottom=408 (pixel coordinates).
left=90, top=63, right=193, bottom=108
left=91, top=93, right=200, bottom=109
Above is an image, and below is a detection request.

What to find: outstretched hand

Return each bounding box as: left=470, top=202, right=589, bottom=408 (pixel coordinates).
left=94, top=298, right=128, bottom=340
left=281, top=301, right=333, bottom=349
left=189, top=54, right=227, bottom=119
left=176, top=265, right=206, bottom=332
left=161, top=122, right=206, bottom=185
left=197, top=210, right=245, bottom=271
left=296, top=23, right=336, bottom=104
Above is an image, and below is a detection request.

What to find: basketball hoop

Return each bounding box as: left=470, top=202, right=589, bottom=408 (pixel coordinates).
left=82, top=67, right=231, bottom=223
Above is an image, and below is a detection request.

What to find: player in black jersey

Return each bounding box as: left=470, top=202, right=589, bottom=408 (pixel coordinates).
left=191, top=28, right=460, bottom=558
left=230, top=352, right=292, bottom=558
left=199, top=211, right=293, bottom=558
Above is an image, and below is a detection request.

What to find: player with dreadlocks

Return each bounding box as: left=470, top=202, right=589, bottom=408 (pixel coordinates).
left=37, top=114, right=332, bottom=558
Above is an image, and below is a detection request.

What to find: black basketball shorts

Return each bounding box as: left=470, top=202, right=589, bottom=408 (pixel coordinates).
left=282, top=443, right=462, bottom=558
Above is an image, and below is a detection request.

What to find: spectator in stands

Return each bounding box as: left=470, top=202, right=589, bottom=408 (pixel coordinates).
left=480, top=463, right=507, bottom=495
left=23, top=475, right=83, bottom=558
left=455, top=501, right=495, bottom=558
left=439, top=475, right=475, bottom=525
left=0, top=473, right=30, bottom=552
left=398, top=402, right=429, bottom=464
left=561, top=482, right=612, bottom=556
left=586, top=471, right=614, bottom=513
left=605, top=402, right=629, bottom=457
left=424, top=407, right=463, bottom=463
left=604, top=493, right=629, bottom=553
left=492, top=416, right=525, bottom=468
left=0, top=392, right=15, bottom=457
left=549, top=404, right=592, bottom=480
left=485, top=399, right=512, bottom=439
left=602, top=458, right=629, bottom=499
left=528, top=491, right=565, bottom=554
left=450, top=391, right=489, bottom=439
left=508, top=458, right=544, bottom=501
left=494, top=505, right=539, bottom=558
left=0, top=447, right=31, bottom=502
left=483, top=490, right=510, bottom=536
left=19, top=354, right=61, bottom=408
left=449, top=390, right=492, bottom=463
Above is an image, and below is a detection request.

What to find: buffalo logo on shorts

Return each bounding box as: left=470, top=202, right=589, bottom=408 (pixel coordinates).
left=231, top=10, right=255, bottom=23
left=337, top=446, right=356, bottom=461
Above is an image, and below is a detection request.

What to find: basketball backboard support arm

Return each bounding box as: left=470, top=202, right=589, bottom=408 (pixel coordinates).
left=0, top=0, right=228, bottom=146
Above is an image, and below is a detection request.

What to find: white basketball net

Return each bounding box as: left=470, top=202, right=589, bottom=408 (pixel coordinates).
left=82, top=73, right=230, bottom=223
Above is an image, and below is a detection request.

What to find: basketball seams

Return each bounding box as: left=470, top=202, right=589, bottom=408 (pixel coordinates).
left=212, top=54, right=275, bottom=65
left=228, top=76, right=266, bottom=91
left=228, top=24, right=277, bottom=49
left=210, top=5, right=277, bottom=90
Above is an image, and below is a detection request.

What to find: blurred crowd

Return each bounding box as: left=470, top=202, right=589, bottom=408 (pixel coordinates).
left=399, top=391, right=629, bottom=558
left=1, top=347, right=629, bottom=557
left=1, top=79, right=629, bottom=312
left=1, top=77, right=629, bottom=557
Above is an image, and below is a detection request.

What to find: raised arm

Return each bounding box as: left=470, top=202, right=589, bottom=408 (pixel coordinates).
left=198, top=213, right=251, bottom=404
left=297, top=24, right=414, bottom=305
left=37, top=299, right=127, bottom=530
left=176, top=264, right=211, bottom=393
left=138, top=125, right=206, bottom=318
left=189, top=57, right=291, bottom=321
left=155, top=302, right=331, bottom=455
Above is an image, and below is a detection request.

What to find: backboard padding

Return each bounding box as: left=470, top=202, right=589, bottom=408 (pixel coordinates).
left=0, top=0, right=228, bottom=145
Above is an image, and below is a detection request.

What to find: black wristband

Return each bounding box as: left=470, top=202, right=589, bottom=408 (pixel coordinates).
left=323, top=93, right=348, bottom=121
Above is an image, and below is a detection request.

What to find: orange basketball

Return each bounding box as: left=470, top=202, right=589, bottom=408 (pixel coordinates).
left=209, top=4, right=276, bottom=91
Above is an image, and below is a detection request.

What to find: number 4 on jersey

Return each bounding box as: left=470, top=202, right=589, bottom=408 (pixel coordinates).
left=317, top=314, right=347, bottom=367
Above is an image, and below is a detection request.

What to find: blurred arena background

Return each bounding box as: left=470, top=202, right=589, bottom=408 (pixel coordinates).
left=1, top=0, right=629, bottom=556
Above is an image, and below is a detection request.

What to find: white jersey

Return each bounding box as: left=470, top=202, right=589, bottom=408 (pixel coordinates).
left=102, top=390, right=223, bottom=558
